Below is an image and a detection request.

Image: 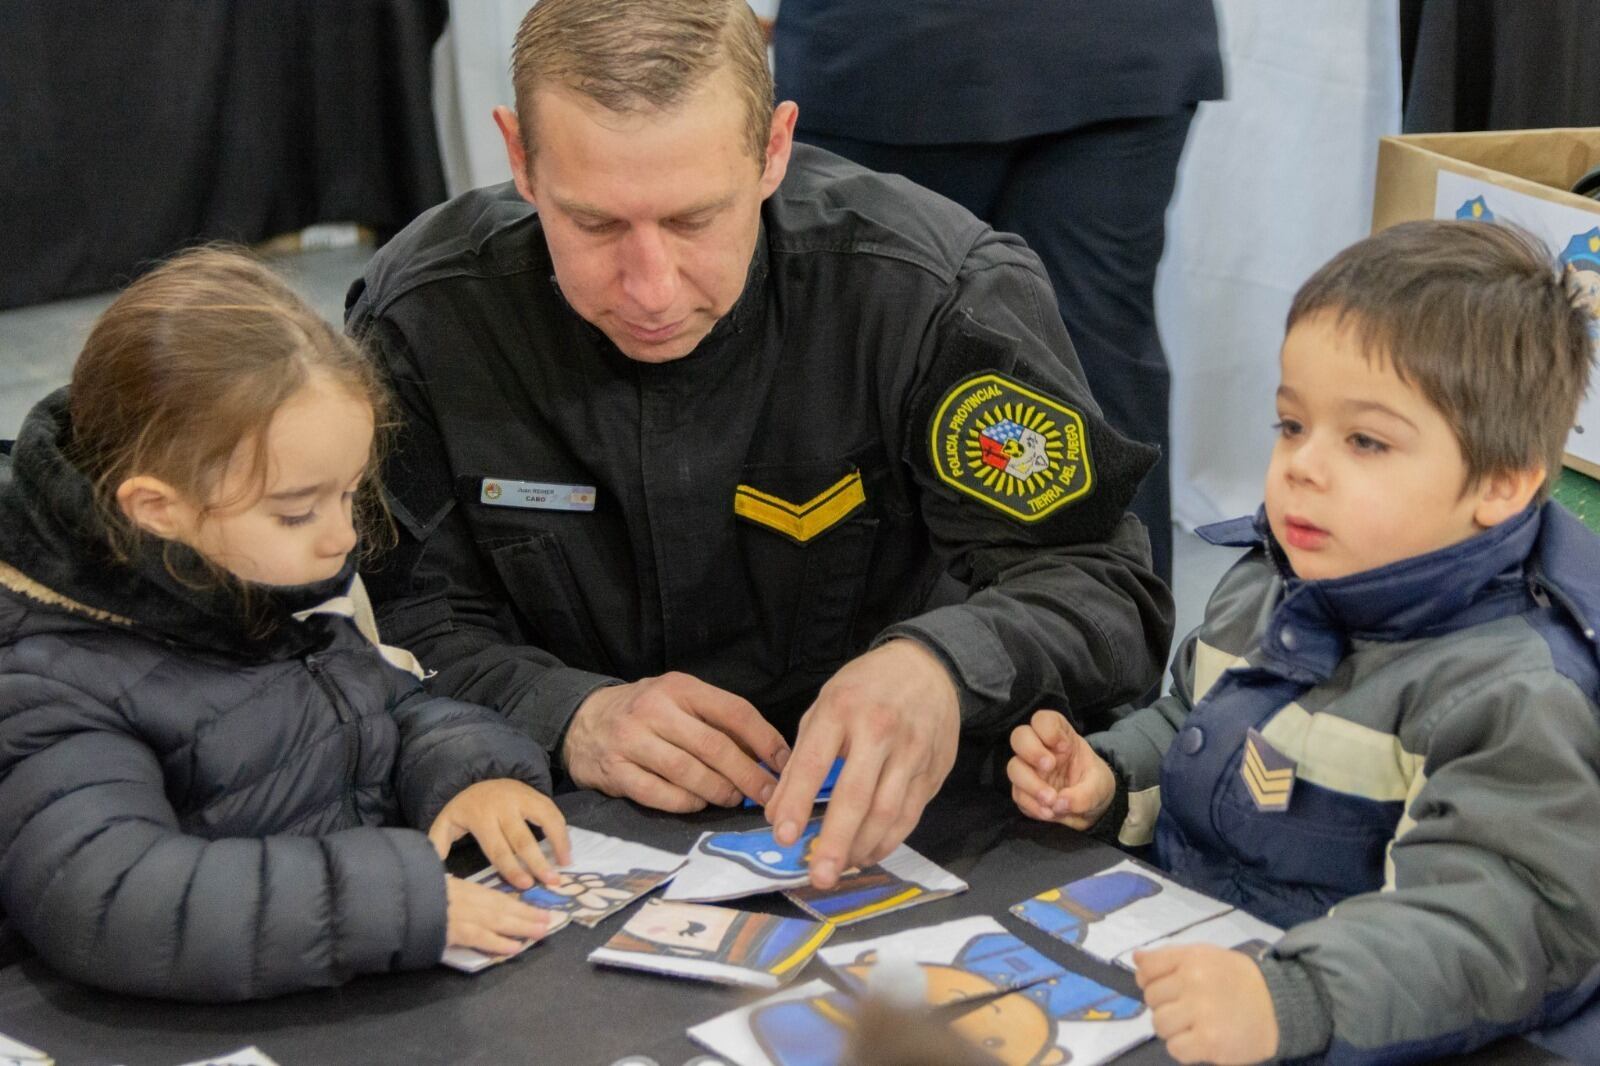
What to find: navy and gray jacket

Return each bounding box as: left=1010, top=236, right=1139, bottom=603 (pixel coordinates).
left=1090, top=504, right=1600, bottom=1063
left=0, top=391, right=554, bottom=1001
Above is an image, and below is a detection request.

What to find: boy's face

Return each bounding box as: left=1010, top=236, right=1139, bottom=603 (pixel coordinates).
left=1265, top=313, right=1485, bottom=581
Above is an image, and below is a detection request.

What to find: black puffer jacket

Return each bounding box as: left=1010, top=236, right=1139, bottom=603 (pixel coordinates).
left=0, top=390, right=554, bottom=1000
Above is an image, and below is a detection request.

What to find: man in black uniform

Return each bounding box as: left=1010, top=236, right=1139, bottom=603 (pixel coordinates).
left=347, top=0, right=1171, bottom=889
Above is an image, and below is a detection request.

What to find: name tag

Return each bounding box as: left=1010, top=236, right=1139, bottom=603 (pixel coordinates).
left=479, top=478, right=596, bottom=512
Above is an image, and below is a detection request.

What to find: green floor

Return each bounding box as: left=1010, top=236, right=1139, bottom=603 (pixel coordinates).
left=1554, top=467, right=1600, bottom=533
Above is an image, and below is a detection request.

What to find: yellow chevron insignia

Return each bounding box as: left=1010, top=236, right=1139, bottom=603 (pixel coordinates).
left=1241, top=728, right=1296, bottom=812
left=734, top=471, right=866, bottom=543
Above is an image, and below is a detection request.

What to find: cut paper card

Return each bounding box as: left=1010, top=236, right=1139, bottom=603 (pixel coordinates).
left=665, top=819, right=824, bottom=902
left=1112, top=909, right=1283, bottom=971
left=784, top=845, right=966, bottom=926
left=172, top=1050, right=281, bottom=1066
left=951, top=973, right=1153, bottom=1066
left=1010, top=860, right=1231, bottom=963
left=441, top=909, right=572, bottom=973
left=819, top=915, right=1066, bottom=1007
left=687, top=978, right=859, bottom=1066
left=743, top=756, right=843, bottom=808
left=590, top=899, right=833, bottom=988
left=0, top=1031, right=50, bottom=1066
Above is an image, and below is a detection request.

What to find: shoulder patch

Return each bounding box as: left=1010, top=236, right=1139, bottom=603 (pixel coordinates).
left=928, top=372, right=1094, bottom=522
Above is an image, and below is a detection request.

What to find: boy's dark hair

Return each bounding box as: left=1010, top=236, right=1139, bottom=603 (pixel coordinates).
left=1287, top=220, right=1594, bottom=498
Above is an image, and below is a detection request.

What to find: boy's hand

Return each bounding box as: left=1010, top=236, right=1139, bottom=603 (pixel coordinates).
left=428, top=779, right=572, bottom=890
left=444, top=875, right=555, bottom=956
left=1007, top=709, right=1116, bottom=829
left=1133, top=945, right=1279, bottom=1065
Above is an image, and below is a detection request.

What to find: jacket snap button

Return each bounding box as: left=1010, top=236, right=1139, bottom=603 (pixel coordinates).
left=1180, top=726, right=1205, bottom=754
left=1279, top=626, right=1298, bottom=651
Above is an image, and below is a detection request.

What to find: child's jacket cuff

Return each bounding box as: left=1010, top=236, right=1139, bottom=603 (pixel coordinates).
left=1259, top=954, right=1334, bottom=1060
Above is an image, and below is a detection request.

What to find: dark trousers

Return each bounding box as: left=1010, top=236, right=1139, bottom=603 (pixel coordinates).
left=799, top=111, right=1195, bottom=584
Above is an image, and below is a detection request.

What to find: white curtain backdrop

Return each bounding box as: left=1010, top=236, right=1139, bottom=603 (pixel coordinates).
left=1159, top=0, right=1402, bottom=528
left=430, top=1, right=1402, bottom=529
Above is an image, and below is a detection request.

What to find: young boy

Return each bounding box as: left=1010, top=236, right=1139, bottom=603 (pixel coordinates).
left=1009, top=220, right=1600, bottom=1064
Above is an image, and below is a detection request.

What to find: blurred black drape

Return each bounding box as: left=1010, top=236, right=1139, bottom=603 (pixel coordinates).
left=1400, top=0, right=1600, bottom=134
left=0, top=0, right=449, bottom=310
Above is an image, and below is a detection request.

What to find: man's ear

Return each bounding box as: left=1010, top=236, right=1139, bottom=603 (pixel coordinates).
left=758, top=102, right=799, bottom=199
left=493, top=105, right=538, bottom=206
left=1472, top=464, right=1546, bottom=528
left=115, top=475, right=192, bottom=540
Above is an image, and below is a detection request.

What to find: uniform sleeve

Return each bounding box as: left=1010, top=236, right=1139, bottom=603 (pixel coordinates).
left=876, top=232, right=1173, bottom=736
left=388, top=681, right=556, bottom=829
left=1258, top=668, right=1600, bottom=1063
left=350, top=308, right=620, bottom=756
left=0, top=676, right=448, bottom=1001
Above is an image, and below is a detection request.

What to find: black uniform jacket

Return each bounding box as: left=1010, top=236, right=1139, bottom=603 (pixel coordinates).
left=346, top=145, right=1174, bottom=756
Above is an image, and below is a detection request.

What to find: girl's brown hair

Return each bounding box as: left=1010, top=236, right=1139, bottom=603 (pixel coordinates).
left=68, top=246, right=394, bottom=584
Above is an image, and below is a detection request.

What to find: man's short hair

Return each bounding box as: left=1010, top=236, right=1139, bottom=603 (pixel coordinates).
left=1287, top=220, right=1595, bottom=497
left=510, top=0, right=774, bottom=164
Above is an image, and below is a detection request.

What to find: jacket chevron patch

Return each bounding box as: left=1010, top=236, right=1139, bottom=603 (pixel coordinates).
left=1241, top=727, right=1295, bottom=812
left=734, top=471, right=866, bottom=543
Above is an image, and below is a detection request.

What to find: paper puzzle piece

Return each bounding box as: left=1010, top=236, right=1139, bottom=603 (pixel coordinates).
left=784, top=844, right=967, bottom=926
left=952, top=972, right=1152, bottom=1066
left=173, top=1049, right=282, bottom=1066
left=1112, top=909, right=1282, bottom=970
left=688, top=978, right=857, bottom=1066
left=0, top=1030, right=51, bottom=1066
left=591, top=900, right=833, bottom=988
left=441, top=908, right=572, bottom=973
left=821, top=916, right=1066, bottom=1008
left=443, top=826, right=683, bottom=971
left=1010, top=860, right=1231, bottom=963
left=665, top=819, right=826, bottom=902
left=742, top=756, right=844, bottom=808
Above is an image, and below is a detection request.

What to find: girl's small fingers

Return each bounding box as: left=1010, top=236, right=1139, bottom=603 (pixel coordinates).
left=502, top=815, right=559, bottom=886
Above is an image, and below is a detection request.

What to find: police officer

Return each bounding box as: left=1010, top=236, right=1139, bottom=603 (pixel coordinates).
left=346, top=0, right=1172, bottom=889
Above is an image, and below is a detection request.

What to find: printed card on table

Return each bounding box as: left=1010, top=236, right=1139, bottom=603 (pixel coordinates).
left=173, top=1049, right=282, bottom=1066
left=665, top=819, right=825, bottom=902
left=819, top=915, right=1065, bottom=1008
left=1010, top=859, right=1231, bottom=963
left=784, top=844, right=967, bottom=926
left=687, top=978, right=859, bottom=1066
left=443, top=826, right=683, bottom=972
left=1112, top=909, right=1283, bottom=971
left=590, top=899, right=833, bottom=988
left=950, top=972, right=1153, bottom=1066
left=0, top=1031, right=51, bottom=1066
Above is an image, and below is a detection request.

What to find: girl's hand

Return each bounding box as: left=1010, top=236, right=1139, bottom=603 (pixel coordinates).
left=444, top=875, right=554, bottom=956
left=1007, top=709, right=1116, bottom=829
left=1133, top=944, right=1279, bottom=1065
left=428, top=779, right=572, bottom=890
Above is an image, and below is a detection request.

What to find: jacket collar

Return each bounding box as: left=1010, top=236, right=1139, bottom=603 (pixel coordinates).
left=0, top=389, right=354, bottom=660
left=1198, top=504, right=1556, bottom=684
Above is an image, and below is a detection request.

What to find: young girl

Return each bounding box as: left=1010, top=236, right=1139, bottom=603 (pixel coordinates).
left=0, top=248, right=572, bottom=1001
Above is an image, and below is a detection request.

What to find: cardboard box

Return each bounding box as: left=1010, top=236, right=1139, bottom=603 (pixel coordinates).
left=1371, top=129, right=1600, bottom=475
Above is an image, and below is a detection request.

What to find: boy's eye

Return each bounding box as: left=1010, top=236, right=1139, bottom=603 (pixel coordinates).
left=278, top=510, right=316, bottom=528
left=1349, top=433, right=1389, bottom=454
left=1272, top=419, right=1302, bottom=438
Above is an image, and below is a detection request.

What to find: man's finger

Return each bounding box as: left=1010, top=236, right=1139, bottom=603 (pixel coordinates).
left=767, top=714, right=847, bottom=842
left=609, top=761, right=711, bottom=814
left=869, top=776, right=932, bottom=864
left=683, top=681, right=791, bottom=770
left=658, top=708, right=778, bottom=805
left=849, top=754, right=915, bottom=866
left=632, top=732, right=747, bottom=807
left=809, top=741, right=889, bottom=889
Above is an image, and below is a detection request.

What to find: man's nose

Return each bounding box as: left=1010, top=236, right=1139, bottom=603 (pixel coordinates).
left=619, top=225, right=679, bottom=316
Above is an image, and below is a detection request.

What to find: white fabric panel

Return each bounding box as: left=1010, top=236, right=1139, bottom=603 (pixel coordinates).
left=1158, top=0, right=1401, bottom=528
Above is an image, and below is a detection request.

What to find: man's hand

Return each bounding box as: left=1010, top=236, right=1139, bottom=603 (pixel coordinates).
left=1007, top=709, right=1117, bottom=829
left=1134, top=945, right=1279, bottom=1065
left=562, top=672, right=790, bottom=813
left=765, top=640, right=960, bottom=889
left=428, top=779, right=572, bottom=890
